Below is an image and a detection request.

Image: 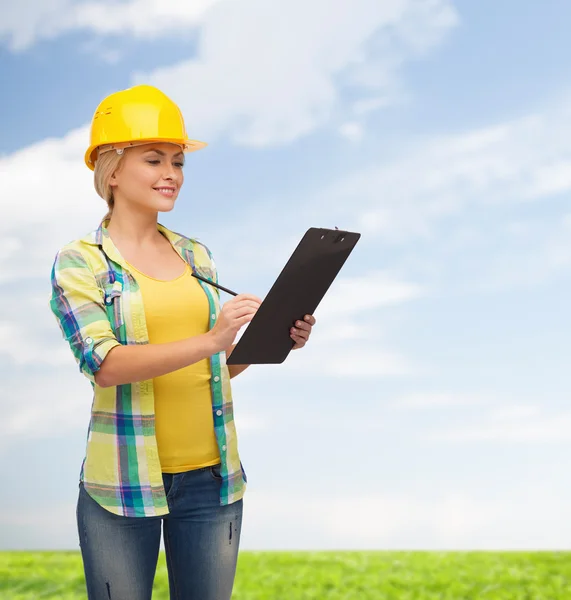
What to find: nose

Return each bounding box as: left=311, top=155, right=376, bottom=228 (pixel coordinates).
left=162, top=162, right=179, bottom=182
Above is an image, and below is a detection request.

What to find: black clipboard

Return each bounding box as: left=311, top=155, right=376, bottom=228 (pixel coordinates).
left=226, top=227, right=361, bottom=365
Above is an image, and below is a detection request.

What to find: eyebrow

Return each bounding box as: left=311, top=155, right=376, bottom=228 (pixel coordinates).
left=143, top=148, right=185, bottom=158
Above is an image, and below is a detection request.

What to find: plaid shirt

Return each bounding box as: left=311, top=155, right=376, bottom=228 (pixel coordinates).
left=49, top=220, right=246, bottom=517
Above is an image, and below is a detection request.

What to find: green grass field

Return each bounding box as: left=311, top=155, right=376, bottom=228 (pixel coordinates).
left=0, top=551, right=569, bottom=599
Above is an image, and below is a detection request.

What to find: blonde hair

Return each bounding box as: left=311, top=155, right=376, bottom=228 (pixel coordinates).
left=93, top=150, right=125, bottom=221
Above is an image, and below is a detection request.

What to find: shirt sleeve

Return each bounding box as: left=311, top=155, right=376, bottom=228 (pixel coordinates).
left=49, top=247, right=121, bottom=384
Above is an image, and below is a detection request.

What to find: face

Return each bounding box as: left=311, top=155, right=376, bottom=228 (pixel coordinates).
left=109, top=142, right=185, bottom=214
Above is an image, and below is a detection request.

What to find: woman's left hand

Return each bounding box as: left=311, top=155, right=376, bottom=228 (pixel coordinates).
left=290, top=314, right=316, bottom=350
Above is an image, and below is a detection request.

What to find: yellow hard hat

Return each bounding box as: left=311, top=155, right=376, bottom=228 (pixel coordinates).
left=84, top=84, right=207, bottom=170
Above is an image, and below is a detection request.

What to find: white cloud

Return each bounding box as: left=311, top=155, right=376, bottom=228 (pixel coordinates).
left=505, top=221, right=532, bottom=236
left=352, top=96, right=392, bottom=115
left=0, top=501, right=79, bottom=551
left=0, top=0, right=222, bottom=51
left=0, top=369, right=93, bottom=444
left=246, top=331, right=418, bottom=380
left=0, top=289, right=74, bottom=367
left=2, top=85, right=569, bottom=401
left=242, top=486, right=571, bottom=550
left=312, top=97, right=571, bottom=243
left=525, top=159, right=571, bottom=197
left=323, top=347, right=414, bottom=376
left=316, top=271, right=424, bottom=320
left=428, top=410, right=571, bottom=443
left=231, top=269, right=423, bottom=380
left=138, top=0, right=458, bottom=146
left=543, top=213, right=571, bottom=270
left=0, top=361, right=266, bottom=444
left=3, top=482, right=570, bottom=550
left=464, top=213, right=571, bottom=292
left=0, top=321, right=69, bottom=367
left=392, top=392, right=497, bottom=409
left=0, top=1, right=461, bottom=285
left=3, top=483, right=570, bottom=550
left=339, top=122, right=365, bottom=142
left=0, top=124, right=103, bottom=283
left=229, top=263, right=424, bottom=380
left=385, top=391, right=569, bottom=445
left=489, top=405, right=541, bottom=421
left=70, top=0, right=222, bottom=37
left=1, top=0, right=458, bottom=150
left=2, top=0, right=458, bottom=145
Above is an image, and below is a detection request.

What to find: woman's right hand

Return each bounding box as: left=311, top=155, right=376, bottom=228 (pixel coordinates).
left=208, top=294, right=262, bottom=353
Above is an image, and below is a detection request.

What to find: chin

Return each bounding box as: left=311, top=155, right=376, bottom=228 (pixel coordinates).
left=153, top=198, right=177, bottom=212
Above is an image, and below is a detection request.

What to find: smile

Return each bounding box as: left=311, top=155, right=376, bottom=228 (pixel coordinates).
left=154, top=187, right=176, bottom=197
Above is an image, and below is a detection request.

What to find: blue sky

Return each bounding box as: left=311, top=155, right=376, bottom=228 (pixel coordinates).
left=0, top=0, right=570, bottom=551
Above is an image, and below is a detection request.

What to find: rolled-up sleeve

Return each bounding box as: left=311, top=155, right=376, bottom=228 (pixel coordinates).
left=49, top=247, right=121, bottom=384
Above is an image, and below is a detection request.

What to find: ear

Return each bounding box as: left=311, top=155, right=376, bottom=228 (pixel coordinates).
left=109, top=169, right=120, bottom=188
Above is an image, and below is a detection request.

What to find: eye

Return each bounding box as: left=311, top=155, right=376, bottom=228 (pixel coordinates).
left=147, top=159, right=160, bottom=165
left=174, top=162, right=185, bottom=168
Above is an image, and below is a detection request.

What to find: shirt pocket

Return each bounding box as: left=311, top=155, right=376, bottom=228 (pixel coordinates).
left=102, top=283, right=124, bottom=333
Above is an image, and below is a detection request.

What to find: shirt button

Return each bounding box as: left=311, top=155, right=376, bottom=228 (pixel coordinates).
left=211, top=313, right=216, bottom=320
left=213, top=376, right=220, bottom=383
left=216, top=410, right=222, bottom=416
left=222, top=445, right=227, bottom=452
left=84, top=337, right=93, bottom=345
left=104, top=296, right=112, bottom=305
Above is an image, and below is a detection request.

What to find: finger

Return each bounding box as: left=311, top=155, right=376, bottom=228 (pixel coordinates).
left=226, top=298, right=262, bottom=309
left=235, top=294, right=263, bottom=304
left=303, top=314, right=316, bottom=326
left=293, top=319, right=312, bottom=333
left=290, top=334, right=306, bottom=349
left=228, top=303, right=262, bottom=316
left=225, top=302, right=260, bottom=316
left=224, top=307, right=258, bottom=322
left=237, top=313, right=256, bottom=327
left=291, top=326, right=309, bottom=340
left=228, top=300, right=260, bottom=310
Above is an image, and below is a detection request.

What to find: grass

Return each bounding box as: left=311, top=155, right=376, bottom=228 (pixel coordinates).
left=0, top=550, right=569, bottom=599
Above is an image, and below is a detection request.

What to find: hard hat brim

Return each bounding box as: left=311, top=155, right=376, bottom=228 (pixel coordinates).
left=85, top=138, right=207, bottom=171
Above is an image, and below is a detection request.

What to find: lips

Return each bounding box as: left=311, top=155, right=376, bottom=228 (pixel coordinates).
left=154, top=187, right=177, bottom=197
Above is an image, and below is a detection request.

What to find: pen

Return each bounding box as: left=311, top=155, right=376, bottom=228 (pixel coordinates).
left=191, top=272, right=238, bottom=296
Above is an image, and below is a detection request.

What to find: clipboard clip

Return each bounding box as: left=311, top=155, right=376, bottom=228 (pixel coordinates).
left=333, top=226, right=346, bottom=243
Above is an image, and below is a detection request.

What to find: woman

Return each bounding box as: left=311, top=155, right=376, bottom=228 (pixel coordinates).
left=49, top=84, right=316, bottom=600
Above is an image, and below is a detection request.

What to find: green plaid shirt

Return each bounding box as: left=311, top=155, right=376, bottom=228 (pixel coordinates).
left=49, top=220, right=247, bottom=517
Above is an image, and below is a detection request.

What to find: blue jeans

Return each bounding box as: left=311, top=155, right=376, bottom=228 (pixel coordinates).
left=76, top=464, right=244, bottom=600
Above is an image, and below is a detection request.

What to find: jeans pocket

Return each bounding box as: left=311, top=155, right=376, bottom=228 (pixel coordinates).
left=210, top=463, right=223, bottom=481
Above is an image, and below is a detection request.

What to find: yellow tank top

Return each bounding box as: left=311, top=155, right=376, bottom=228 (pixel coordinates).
left=128, top=260, right=220, bottom=473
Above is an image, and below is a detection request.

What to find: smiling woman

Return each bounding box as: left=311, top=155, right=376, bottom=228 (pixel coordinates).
left=89, top=85, right=201, bottom=222
left=96, top=143, right=186, bottom=221
left=47, top=84, right=318, bottom=600
left=93, top=145, right=186, bottom=221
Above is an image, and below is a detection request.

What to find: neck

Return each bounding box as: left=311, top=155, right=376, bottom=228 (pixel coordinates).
left=105, top=203, right=163, bottom=248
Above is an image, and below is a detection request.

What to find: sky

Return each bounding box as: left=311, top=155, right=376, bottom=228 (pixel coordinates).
left=0, top=0, right=570, bottom=551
